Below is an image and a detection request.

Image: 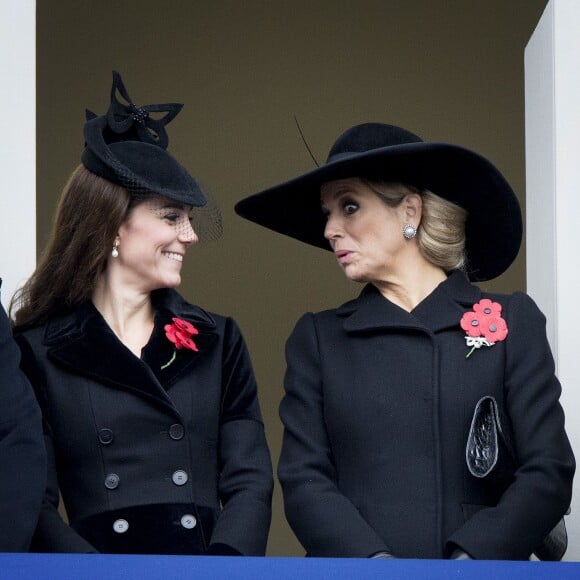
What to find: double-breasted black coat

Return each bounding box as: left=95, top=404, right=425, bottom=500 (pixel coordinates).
left=278, top=271, right=574, bottom=560
left=0, top=283, right=46, bottom=551
left=15, top=289, right=273, bottom=555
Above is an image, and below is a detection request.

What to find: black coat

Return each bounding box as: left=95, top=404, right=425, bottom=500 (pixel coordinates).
left=278, top=271, right=575, bottom=559
left=16, top=289, right=273, bottom=555
left=0, top=282, right=46, bottom=551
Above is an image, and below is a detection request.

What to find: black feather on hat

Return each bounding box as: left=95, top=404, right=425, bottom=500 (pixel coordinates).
left=235, top=123, right=522, bottom=282
left=82, top=71, right=206, bottom=208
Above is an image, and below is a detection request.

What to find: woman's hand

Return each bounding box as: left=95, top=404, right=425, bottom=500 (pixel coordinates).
left=450, top=549, right=472, bottom=560
left=369, top=550, right=396, bottom=559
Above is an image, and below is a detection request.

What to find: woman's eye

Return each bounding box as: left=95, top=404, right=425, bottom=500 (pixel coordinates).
left=164, top=213, right=180, bottom=223
left=343, top=201, right=359, bottom=214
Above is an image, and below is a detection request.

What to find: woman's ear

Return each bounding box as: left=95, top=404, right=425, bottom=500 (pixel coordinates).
left=403, top=193, right=422, bottom=221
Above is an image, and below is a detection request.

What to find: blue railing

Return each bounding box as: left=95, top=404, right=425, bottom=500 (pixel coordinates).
left=1, top=553, right=579, bottom=580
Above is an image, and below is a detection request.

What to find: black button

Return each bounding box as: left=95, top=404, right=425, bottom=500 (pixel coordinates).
left=105, top=473, right=120, bottom=489
left=169, top=424, right=185, bottom=440
left=98, top=428, right=114, bottom=445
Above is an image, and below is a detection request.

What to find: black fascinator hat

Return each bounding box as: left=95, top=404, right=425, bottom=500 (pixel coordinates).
left=235, top=123, right=522, bottom=281
left=82, top=71, right=206, bottom=208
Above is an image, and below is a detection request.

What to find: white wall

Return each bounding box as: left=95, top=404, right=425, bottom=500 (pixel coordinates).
left=525, top=0, right=580, bottom=561
left=0, top=0, right=36, bottom=309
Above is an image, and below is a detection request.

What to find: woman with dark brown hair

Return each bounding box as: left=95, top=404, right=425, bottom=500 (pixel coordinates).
left=235, top=123, right=574, bottom=560
left=12, top=72, right=273, bottom=555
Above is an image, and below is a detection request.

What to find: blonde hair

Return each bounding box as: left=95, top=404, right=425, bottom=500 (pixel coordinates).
left=364, top=180, right=467, bottom=272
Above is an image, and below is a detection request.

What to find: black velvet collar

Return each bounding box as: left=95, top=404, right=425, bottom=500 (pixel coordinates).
left=43, top=289, right=218, bottom=413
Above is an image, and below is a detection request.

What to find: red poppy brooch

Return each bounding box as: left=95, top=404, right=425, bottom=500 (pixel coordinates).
left=161, top=317, right=199, bottom=369
left=460, top=299, right=508, bottom=358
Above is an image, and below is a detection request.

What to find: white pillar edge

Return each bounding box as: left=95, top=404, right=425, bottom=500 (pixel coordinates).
left=525, top=0, right=580, bottom=561
left=0, top=0, right=36, bottom=310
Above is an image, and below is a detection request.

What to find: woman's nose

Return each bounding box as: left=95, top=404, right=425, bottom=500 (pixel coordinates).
left=179, top=220, right=198, bottom=245
left=324, top=215, right=342, bottom=240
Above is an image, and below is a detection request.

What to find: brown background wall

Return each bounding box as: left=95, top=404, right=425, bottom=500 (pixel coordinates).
left=37, top=0, right=548, bottom=556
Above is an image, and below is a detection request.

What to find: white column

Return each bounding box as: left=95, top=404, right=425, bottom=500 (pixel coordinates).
left=525, top=0, right=580, bottom=561
left=0, top=0, right=36, bottom=309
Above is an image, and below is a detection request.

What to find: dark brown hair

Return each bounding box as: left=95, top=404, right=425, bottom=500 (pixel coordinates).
left=11, top=165, right=131, bottom=328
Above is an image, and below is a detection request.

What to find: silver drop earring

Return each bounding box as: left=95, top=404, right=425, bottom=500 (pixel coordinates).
left=111, top=241, right=119, bottom=258
left=403, top=223, right=417, bottom=240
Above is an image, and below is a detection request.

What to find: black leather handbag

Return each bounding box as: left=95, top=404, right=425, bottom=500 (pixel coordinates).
left=466, top=395, right=569, bottom=561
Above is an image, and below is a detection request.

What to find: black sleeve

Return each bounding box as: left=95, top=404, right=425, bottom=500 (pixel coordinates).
left=210, top=317, right=273, bottom=556
left=15, top=331, right=98, bottom=553
left=0, top=298, right=46, bottom=551
left=278, top=313, right=391, bottom=557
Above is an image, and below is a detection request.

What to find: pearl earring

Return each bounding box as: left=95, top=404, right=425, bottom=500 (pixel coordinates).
left=111, top=242, right=119, bottom=258
left=403, top=224, right=417, bottom=240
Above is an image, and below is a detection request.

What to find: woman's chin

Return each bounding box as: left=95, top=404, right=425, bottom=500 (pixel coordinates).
left=341, top=267, right=365, bottom=284
left=149, top=274, right=182, bottom=291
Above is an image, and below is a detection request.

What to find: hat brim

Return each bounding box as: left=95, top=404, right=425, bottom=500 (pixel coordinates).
left=235, top=141, right=522, bottom=282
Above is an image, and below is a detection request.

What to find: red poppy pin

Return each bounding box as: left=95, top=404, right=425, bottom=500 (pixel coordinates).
left=460, top=299, right=508, bottom=358
left=161, top=317, right=199, bottom=369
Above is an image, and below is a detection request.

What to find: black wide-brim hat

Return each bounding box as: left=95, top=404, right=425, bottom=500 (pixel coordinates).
left=235, top=123, right=522, bottom=282
left=81, top=71, right=206, bottom=208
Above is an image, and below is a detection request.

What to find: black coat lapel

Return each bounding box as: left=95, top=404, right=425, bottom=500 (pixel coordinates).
left=338, top=286, right=423, bottom=334
left=44, top=290, right=218, bottom=409
left=338, top=271, right=482, bottom=335
left=142, top=307, right=218, bottom=389
left=411, top=271, right=482, bottom=333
